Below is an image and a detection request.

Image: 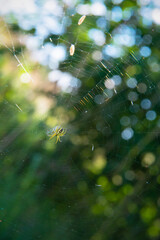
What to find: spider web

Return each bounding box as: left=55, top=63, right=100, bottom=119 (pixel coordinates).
left=0, top=1, right=159, bottom=239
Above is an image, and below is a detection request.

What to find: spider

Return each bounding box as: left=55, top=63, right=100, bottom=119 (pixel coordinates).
left=49, top=126, right=66, bottom=143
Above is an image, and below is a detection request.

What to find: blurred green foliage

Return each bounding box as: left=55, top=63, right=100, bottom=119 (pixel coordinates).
left=0, top=1, right=160, bottom=240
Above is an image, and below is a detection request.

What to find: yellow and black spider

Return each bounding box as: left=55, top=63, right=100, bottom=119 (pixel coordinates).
left=49, top=126, right=66, bottom=143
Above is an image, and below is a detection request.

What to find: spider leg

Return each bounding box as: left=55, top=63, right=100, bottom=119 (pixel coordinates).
left=56, top=136, right=60, bottom=144
left=49, top=132, right=57, bottom=140
left=61, top=129, right=66, bottom=136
